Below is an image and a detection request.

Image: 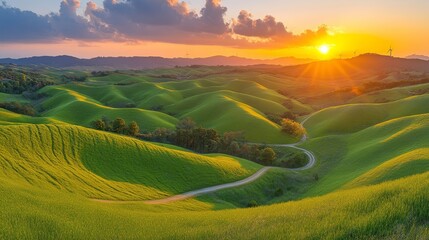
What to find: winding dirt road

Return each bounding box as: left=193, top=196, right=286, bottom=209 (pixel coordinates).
left=144, top=167, right=272, bottom=204
left=93, top=115, right=316, bottom=204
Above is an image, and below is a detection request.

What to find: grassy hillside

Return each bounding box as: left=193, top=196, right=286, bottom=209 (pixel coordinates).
left=2, top=64, right=429, bottom=239
left=0, top=109, right=59, bottom=125
left=350, top=82, right=429, bottom=103
left=0, top=92, right=28, bottom=102
left=0, top=124, right=260, bottom=200
left=39, top=86, right=178, bottom=131
left=345, top=148, right=429, bottom=188
left=303, top=113, right=429, bottom=197
left=304, top=94, right=429, bottom=138
left=35, top=74, right=312, bottom=143
left=1, top=167, right=429, bottom=239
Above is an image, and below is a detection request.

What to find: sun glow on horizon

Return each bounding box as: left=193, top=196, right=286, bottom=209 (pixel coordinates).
left=318, top=44, right=331, bottom=55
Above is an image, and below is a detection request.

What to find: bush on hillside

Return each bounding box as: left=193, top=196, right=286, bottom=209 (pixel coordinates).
left=261, top=147, right=276, bottom=165
left=281, top=119, right=305, bottom=138
left=247, top=200, right=259, bottom=208
left=112, top=118, right=127, bottom=134
left=128, top=121, right=140, bottom=137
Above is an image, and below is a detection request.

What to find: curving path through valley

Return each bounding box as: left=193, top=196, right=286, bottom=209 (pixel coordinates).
left=93, top=115, right=316, bottom=204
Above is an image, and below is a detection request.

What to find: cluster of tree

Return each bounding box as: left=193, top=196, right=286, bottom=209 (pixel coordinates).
left=90, top=116, right=277, bottom=165
left=0, top=102, right=36, bottom=116
left=281, top=118, right=306, bottom=138
left=91, top=117, right=140, bottom=137
left=141, top=118, right=277, bottom=165
left=277, top=153, right=307, bottom=168
left=266, top=111, right=298, bottom=125
left=61, top=74, right=87, bottom=83
left=91, top=71, right=110, bottom=77
left=22, top=92, right=49, bottom=100
left=0, top=68, right=54, bottom=94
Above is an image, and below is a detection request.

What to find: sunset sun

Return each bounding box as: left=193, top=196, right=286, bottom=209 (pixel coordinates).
left=318, top=44, right=331, bottom=55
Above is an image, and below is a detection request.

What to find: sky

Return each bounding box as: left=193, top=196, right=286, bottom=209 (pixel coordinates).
left=1, top=0, right=428, bottom=59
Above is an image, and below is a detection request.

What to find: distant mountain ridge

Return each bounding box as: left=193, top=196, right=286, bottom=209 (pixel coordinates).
left=0, top=55, right=314, bottom=70
left=279, top=54, right=429, bottom=80
left=407, top=54, right=429, bottom=61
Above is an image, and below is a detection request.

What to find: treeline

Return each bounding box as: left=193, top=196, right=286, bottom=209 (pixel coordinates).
left=90, top=117, right=277, bottom=165
left=61, top=74, right=87, bottom=82
left=0, top=68, right=54, bottom=94
left=141, top=118, right=277, bottom=165
left=91, top=117, right=140, bottom=137
left=91, top=71, right=110, bottom=77
left=0, top=102, right=36, bottom=116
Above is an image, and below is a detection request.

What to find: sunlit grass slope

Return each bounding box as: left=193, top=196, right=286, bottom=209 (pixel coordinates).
left=350, top=82, right=429, bottom=103
left=345, top=148, right=429, bottom=188
left=39, top=86, right=178, bottom=131
left=0, top=109, right=60, bottom=125
left=37, top=74, right=312, bottom=143
left=304, top=113, right=429, bottom=196
left=305, top=94, right=429, bottom=138
left=167, top=91, right=295, bottom=143
left=0, top=124, right=260, bottom=200
left=1, top=168, right=429, bottom=239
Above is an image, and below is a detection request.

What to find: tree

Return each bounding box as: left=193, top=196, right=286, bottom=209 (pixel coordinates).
left=91, top=119, right=105, bottom=131
left=281, top=112, right=297, bottom=121
left=261, top=147, right=276, bottom=165
left=101, top=116, right=112, bottom=131
left=221, top=131, right=244, bottom=150
left=281, top=118, right=305, bottom=138
left=227, top=141, right=240, bottom=155
left=250, top=145, right=261, bottom=162
left=128, top=121, right=140, bottom=136
left=239, top=144, right=251, bottom=159
left=247, top=200, right=259, bottom=208
left=150, top=127, right=175, bottom=143
left=112, top=118, right=127, bottom=134
left=176, top=117, right=196, bottom=130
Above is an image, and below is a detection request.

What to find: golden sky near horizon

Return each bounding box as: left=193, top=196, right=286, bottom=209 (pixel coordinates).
left=1, top=0, right=428, bottom=59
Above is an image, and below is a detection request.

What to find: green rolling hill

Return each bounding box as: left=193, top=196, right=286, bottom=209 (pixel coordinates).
left=304, top=94, right=429, bottom=138
left=33, top=72, right=313, bottom=143
left=1, top=63, right=429, bottom=239
left=0, top=124, right=260, bottom=201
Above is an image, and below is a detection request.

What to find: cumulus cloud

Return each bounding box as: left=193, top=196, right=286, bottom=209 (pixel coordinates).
left=0, top=1, right=106, bottom=42
left=0, top=0, right=330, bottom=48
left=188, top=0, right=228, bottom=34
left=85, top=0, right=229, bottom=38
left=0, top=2, right=56, bottom=42
left=233, top=10, right=289, bottom=38
left=49, top=0, right=101, bottom=39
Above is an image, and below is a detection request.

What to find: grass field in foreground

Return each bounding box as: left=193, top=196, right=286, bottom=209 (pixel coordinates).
left=0, top=124, right=260, bottom=200
left=1, top=167, right=428, bottom=239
